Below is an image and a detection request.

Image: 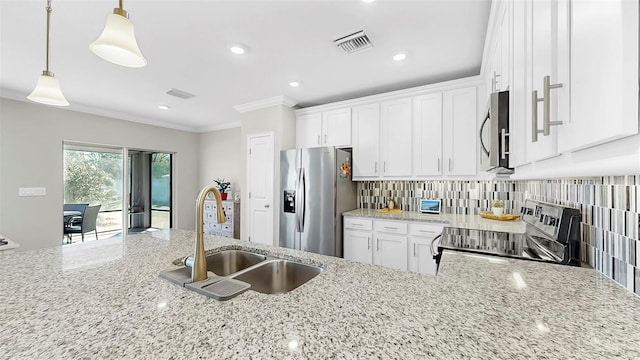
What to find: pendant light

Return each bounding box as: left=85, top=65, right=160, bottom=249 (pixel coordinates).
left=27, top=0, right=69, bottom=107
left=89, top=0, right=147, bottom=68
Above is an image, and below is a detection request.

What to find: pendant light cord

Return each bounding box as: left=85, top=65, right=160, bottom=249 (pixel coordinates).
left=45, top=0, right=52, bottom=74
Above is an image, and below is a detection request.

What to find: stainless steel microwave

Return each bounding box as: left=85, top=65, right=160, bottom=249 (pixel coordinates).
left=480, top=91, right=513, bottom=174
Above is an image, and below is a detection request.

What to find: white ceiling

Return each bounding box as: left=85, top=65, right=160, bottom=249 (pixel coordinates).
left=0, top=0, right=491, bottom=133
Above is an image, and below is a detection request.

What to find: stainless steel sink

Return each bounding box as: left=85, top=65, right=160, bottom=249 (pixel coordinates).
left=206, top=250, right=266, bottom=276
left=231, top=259, right=323, bottom=294
left=161, top=250, right=323, bottom=300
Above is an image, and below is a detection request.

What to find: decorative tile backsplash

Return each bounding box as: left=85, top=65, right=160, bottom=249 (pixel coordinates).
left=357, top=176, right=640, bottom=296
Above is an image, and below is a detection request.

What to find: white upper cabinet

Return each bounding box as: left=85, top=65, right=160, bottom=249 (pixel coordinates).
left=559, top=0, right=639, bottom=152
left=487, top=1, right=510, bottom=94
left=296, top=113, right=322, bottom=148
left=322, top=108, right=352, bottom=148
left=443, top=87, right=477, bottom=176
left=526, top=0, right=569, bottom=162
left=509, top=0, right=530, bottom=167
left=296, top=108, right=351, bottom=148
left=380, top=98, right=412, bottom=177
left=352, top=103, right=381, bottom=178
left=413, top=93, right=443, bottom=176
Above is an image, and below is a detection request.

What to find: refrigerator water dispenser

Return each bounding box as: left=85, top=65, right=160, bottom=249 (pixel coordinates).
left=284, top=190, right=296, bottom=213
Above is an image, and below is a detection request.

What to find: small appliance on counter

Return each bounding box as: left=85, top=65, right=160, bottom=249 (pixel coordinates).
left=433, top=199, right=581, bottom=270
left=480, top=90, right=513, bottom=174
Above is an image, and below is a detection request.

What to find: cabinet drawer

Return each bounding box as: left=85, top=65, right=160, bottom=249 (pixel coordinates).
left=344, top=217, right=373, bottom=231
left=409, top=223, right=444, bottom=237
left=204, top=202, right=215, bottom=211
left=373, top=220, right=408, bottom=234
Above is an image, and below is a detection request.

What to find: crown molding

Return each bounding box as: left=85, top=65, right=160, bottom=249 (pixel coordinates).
left=197, top=120, right=241, bottom=133
left=233, top=95, right=298, bottom=113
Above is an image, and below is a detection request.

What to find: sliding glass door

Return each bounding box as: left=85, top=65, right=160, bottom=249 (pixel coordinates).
left=151, top=153, right=171, bottom=228
left=63, top=144, right=124, bottom=237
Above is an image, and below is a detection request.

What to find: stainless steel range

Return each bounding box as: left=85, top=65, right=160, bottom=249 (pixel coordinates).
left=434, top=199, right=582, bottom=267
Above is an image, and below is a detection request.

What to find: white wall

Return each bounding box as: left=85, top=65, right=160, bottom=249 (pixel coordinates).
left=240, top=105, right=296, bottom=244
left=0, top=98, right=200, bottom=251
left=198, top=127, right=242, bottom=195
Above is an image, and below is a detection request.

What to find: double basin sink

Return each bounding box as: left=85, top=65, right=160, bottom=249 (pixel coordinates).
left=160, top=249, right=323, bottom=300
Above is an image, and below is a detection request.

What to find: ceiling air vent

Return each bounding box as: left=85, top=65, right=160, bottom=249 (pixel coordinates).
left=165, top=88, right=196, bottom=100
left=334, top=30, right=373, bottom=54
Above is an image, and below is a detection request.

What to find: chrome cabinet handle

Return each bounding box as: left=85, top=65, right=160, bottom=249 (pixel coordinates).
left=384, top=161, right=387, bottom=172
left=317, top=134, right=321, bottom=145
left=437, top=158, right=440, bottom=172
left=383, top=226, right=397, bottom=230
left=413, top=243, right=416, bottom=257
left=264, top=204, right=270, bottom=208
left=532, top=90, right=544, bottom=142
left=374, top=161, right=378, bottom=174
left=324, top=133, right=327, bottom=144
left=501, top=128, right=510, bottom=160
left=351, top=223, right=363, bottom=227
left=492, top=71, right=501, bottom=92
left=367, top=237, right=371, bottom=250
left=419, top=230, right=436, bottom=234
left=532, top=75, right=563, bottom=142
left=376, top=238, right=379, bottom=251
left=448, top=158, right=452, bottom=171
left=542, top=75, right=564, bottom=136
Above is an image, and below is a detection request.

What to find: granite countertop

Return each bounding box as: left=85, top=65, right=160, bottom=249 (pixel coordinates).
left=343, top=208, right=527, bottom=233
left=1, top=229, right=639, bottom=359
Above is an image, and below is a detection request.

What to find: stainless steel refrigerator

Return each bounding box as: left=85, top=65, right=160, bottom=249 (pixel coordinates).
left=280, top=147, right=357, bottom=257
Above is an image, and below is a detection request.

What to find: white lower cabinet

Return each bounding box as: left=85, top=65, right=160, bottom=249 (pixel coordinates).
left=408, top=223, right=443, bottom=276
left=344, top=217, right=443, bottom=275
left=344, top=229, right=373, bottom=264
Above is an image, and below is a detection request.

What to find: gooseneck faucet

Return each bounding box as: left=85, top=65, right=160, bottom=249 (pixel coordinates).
left=191, top=185, right=227, bottom=282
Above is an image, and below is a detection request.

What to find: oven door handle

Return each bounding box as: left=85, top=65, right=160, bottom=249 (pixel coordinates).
left=430, top=234, right=442, bottom=260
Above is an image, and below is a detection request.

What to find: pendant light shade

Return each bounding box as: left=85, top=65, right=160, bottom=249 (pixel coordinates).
left=89, top=4, right=147, bottom=68
left=28, top=0, right=69, bottom=107
left=28, top=71, right=69, bottom=106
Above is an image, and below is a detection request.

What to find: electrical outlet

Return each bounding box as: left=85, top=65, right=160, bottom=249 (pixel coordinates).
left=18, top=187, right=46, bottom=197
left=469, top=188, right=479, bottom=200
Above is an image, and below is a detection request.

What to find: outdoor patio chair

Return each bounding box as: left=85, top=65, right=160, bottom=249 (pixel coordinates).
left=64, top=205, right=101, bottom=243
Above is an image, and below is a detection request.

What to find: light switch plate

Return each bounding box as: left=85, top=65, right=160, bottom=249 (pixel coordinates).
left=18, top=187, right=46, bottom=197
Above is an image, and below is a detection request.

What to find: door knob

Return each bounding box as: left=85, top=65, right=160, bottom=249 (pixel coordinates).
left=264, top=204, right=270, bottom=208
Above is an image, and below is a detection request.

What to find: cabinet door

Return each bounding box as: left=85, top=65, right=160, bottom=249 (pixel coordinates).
left=498, top=1, right=510, bottom=91
left=296, top=113, right=322, bottom=148
left=322, top=108, right=352, bottom=147
left=380, top=98, right=412, bottom=177
left=560, top=0, right=639, bottom=152
left=373, top=233, right=408, bottom=271
left=526, top=0, right=568, bottom=161
left=442, top=87, right=477, bottom=176
left=344, top=229, right=373, bottom=264
left=413, top=93, right=443, bottom=176
left=509, top=0, right=530, bottom=167
left=352, top=104, right=380, bottom=178
left=408, top=236, right=438, bottom=276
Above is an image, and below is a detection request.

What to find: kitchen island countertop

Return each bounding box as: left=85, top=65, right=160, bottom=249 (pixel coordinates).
left=1, top=229, right=639, bottom=359
left=343, top=208, right=527, bottom=233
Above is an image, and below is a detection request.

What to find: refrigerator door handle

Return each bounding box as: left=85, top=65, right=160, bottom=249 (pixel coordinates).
left=300, top=168, right=306, bottom=233
left=295, top=168, right=303, bottom=233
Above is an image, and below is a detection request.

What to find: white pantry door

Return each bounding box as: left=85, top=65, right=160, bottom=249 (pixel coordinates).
left=247, top=133, right=274, bottom=246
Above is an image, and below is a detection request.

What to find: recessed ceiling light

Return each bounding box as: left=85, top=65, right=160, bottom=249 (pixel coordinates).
left=289, top=81, right=302, bottom=87
left=393, top=52, right=407, bottom=61
left=158, top=105, right=170, bottom=110
left=230, top=45, right=247, bottom=55
left=362, top=0, right=375, bottom=3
